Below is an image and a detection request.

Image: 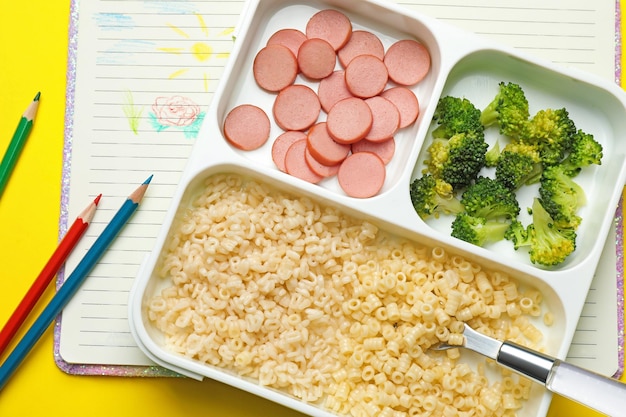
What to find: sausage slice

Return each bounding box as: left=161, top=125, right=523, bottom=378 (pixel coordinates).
left=223, top=104, right=271, bottom=151
left=318, top=70, right=353, bottom=113
left=267, top=28, right=307, bottom=57
left=337, top=152, right=386, bottom=198
left=364, top=96, right=400, bottom=142
left=384, top=39, right=430, bottom=86
left=253, top=44, right=298, bottom=92
left=273, top=84, right=321, bottom=131
left=326, top=97, right=373, bottom=144
left=337, top=30, right=384, bottom=67
left=351, top=138, right=395, bottom=164
left=380, top=87, right=420, bottom=128
left=305, top=9, right=352, bottom=51
left=297, top=38, right=337, bottom=80
left=306, top=122, right=350, bottom=166
left=272, top=130, right=307, bottom=172
left=284, top=139, right=324, bottom=184
left=345, top=54, right=388, bottom=98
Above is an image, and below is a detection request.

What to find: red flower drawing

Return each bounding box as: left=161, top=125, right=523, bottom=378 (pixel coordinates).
left=152, top=95, right=201, bottom=127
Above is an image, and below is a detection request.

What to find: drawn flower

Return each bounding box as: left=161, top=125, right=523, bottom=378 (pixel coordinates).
left=149, top=95, right=205, bottom=138
left=152, top=95, right=200, bottom=126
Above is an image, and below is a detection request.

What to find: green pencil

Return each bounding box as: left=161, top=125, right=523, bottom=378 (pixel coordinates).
left=0, top=92, right=41, bottom=198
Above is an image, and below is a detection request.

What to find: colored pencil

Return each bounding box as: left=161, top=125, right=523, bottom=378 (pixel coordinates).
left=0, top=194, right=101, bottom=357
left=0, top=176, right=152, bottom=390
left=0, top=93, right=41, bottom=198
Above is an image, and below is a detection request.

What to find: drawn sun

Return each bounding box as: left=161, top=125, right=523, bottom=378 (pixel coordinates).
left=159, top=13, right=233, bottom=92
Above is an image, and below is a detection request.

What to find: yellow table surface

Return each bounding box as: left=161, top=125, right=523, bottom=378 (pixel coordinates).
left=0, top=1, right=623, bottom=416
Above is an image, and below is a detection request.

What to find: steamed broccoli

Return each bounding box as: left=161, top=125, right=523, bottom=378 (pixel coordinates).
left=451, top=212, right=511, bottom=246
left=520, top=108, right=577, bottom=165
left=410, top=174, right=464, bottom=219
left=480, top=82, right=530, bottom=138
left=560, top=129, right=603, bottom=177
left=417, top=85, right=597, bottom=267
left=460, top=176, right=520, bottom=220
left=525, top=198, right=577, bottom=266
left=504, top=219, right=532, bottom=250
left=424, top=131, right=488, bottom=190
left=538, top=165, right=586, bottom=230
left=431, top=95, right=484, bottom=139
left=495, top=142, right=543, bottom=190
left=484, top=140, right=501, bottom=168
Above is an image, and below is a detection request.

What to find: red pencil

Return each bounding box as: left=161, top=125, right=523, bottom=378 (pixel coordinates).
left=0, top=194, right=101, bottom=357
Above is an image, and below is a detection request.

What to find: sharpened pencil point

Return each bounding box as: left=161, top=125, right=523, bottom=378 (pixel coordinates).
left=34, top=92, right=41, bottom=101
left=143, top=174, right=154, bottom=185
left=94, top=194, right=102, bottom=205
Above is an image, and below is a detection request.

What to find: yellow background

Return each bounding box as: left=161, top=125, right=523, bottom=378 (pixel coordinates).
left=0, top=0, right=622, bottom=416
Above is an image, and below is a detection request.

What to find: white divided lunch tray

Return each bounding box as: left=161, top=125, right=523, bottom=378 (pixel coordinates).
left=128, top=1, right=626, bottom=416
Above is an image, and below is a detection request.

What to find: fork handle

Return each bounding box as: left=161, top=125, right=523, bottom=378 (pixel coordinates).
left=499, top=341, right=626, bottom=417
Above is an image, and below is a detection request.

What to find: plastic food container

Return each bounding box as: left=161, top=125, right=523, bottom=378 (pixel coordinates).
left=128, top=0, right=626, bottom=416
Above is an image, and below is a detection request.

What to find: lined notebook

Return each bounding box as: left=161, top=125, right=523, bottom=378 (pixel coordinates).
left=55, top=0, right=623, bottom=377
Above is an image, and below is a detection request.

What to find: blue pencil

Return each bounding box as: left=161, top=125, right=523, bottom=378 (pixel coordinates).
left=0, top=175, right=152, bottom=391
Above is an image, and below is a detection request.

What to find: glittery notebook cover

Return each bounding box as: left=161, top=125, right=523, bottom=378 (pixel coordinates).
left=613, top=1, right=625, bottom=379
left=52, top=0, right=625, bottom=378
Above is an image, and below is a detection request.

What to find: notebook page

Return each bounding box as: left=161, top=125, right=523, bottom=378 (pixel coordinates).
left=59, top=0, right=245, bottom=366
left=58, top=0, right=620, bottom=372
left=398, top=0, right=617, bottom=81
left=566, top=221, right=620, bottom=376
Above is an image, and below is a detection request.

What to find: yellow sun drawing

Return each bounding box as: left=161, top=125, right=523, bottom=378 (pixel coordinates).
left=159, top=13, right=233, bottom=92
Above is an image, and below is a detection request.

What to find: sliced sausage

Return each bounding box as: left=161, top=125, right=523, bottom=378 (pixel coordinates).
left=380, top=87, right=420, bottom=128
left=273, top=84, right=321, bottom=131
left=253, top=44, right=298, bottom=92
left=318, top=70, right=353, bottom=113
left=305, top=9, right=352, bottom=51
left=223, top=104, right=270, bottom=151
left=306, top=122, right=351, bottom=166
left=284, top=139, right=324, bottom=184
left=351, top=138, right=395, bottom=164
left=272, top=130, right=307, bottom=172
left=364, top=96, right=400, bottom=142
left=267, top=28, right=307, bottom=57
left=384, top=39, right=430, bottom=86
left=337, top=152, right=386, bottom=198
left=326, top=97, right=373, bottom=144
left=297, top=38, right=337, bottom=80
left=305, top=147, right=341, bottom=178
left=344, top=54, right=388, bottom=98
left=337, top=30, right=384, bottom=67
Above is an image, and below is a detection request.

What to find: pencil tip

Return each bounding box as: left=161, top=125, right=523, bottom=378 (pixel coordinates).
left=94, top=194, right=102, bottom=205
left=34, top=92, right=41, bottom=101
left=143, top=174, right=154, bottom=185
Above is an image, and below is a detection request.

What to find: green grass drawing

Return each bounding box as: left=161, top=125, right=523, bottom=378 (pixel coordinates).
left=122, top=90, right=144, bottom=134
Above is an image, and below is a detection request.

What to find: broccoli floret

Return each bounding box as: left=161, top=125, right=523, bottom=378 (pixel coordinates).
left=431, top=96, right=484, bottom=139
left=461, top=176, right=520, bottom=220
left=451, top=212, right=511, bottom=246
left=480, top=82, right=530, bottom=138
left=538, top=165, right=586, bottom=230
left=410, top=174, right=464, bottom=219
left=560, top=129, right=603, bottom=177
left=484, top=140, right=501, bottom=168
left=495, top=142, right=543, bottom=190
left=424, top=131, right=488, bottom=190
left=520, top=108, right=577, bottom=165
left=504, top=220, right=532, bottom=250
left=525, top=198, right=577, bottom=266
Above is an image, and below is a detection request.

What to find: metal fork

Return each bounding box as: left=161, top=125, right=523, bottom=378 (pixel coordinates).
left=432, top=323, right=626, bottom=417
